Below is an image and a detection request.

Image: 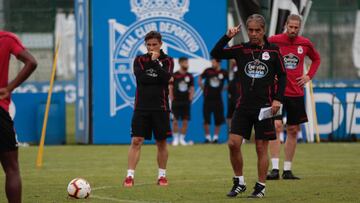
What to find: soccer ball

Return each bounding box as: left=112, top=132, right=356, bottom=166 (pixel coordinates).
left=67, top=178, right=91, bottom=199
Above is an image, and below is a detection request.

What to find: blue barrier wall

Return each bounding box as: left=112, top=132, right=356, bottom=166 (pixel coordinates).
left=11, top=92, right=66, bottom=145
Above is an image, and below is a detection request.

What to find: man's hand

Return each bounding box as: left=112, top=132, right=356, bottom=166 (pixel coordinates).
left=150, top=51, right=160, bottom=61
left=296, top=75, right=310, bottom=87
left=0, top=87, right=10, bottom=100
left=271, top=100, right=281, bottom=115
left=226, top=25, right=241, bottom=38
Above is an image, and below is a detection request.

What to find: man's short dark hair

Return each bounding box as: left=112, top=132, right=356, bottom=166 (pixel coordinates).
left=145, top=31, right=162, bottom=42
left=211, top=58, right=221, bottom=63
left=178, top=57, right=188, bottom=63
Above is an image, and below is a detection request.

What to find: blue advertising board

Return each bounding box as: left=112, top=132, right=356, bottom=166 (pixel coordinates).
left=313, top=87, right=360, bottom=140
left=91, top=0, right=228, bottom=144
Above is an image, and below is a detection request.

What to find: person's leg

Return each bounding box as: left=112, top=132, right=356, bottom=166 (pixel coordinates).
left=249, top=115, right=275, bottom=198
left=227, top=133, right=247, bottom=197
left=228, top=134, right=244, bottom=176
left=282, top=96, right=307, bottom=179
left=267, top=120, right=282, bottom=179
left=203, top=102, right=211, bottom=142
left=180, top=119, right=188, bottom=135
left=0, top=150, right=22, bottom=203
left=172, top=118, right=180, bottom=146
left=179, top=119, right=188, bottom=145
left=284, top=124, right=298, bottom=170
left=156, top=139, right=168, bottom=171
left=156, top=139, right=169, bottom=185
left=255, top=140, right=269, bottom=184
left=127, top=137, right=144, bottom=172
left=213, top=101, right=224, bottom=143
left=153, top=111, right=171, bottom=185
left=248, top=140, right=268, bottom=198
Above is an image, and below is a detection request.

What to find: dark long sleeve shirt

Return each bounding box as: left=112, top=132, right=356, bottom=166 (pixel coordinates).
left=211, top=35, right=286, bottom=110
left=133, top=50, right=174, bottom=111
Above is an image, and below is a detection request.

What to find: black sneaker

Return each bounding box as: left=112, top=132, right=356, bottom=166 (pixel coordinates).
left=227, top=177, right=246, bottom=197
left=212, top=139, right=218, bottom=144
left=248, top=182, right=265, bottom=198
left=266, top=169, right=280, bottom=180
left=282, top=170, right=300, bottom=180
left=204, top=139, right=211, bottom=144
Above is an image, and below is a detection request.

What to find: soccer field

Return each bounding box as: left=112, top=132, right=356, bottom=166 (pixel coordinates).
left=0, top=143, right=359, bottom=202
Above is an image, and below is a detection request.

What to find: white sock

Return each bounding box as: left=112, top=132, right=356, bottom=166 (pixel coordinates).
left=234, top=176, right=245, bottom=185
left=206, top=134, right=211, bottom=141
left=284, top=161, right=292, bottom=171
left=158, top=168, right=166, bottom=179
left=297, top=131, right=302, bottom=139
left=180, top=134, right=185, bottom=140
left=257, top=182, right=266, bottom=186
left=213, top=134, right=219, bottom=140
left=279, top=132, right=284, bottom=142
left=173, top=133, right=179, bottom=140
left=127, top=169, right=135, bottom=178
left=271, top=158, right=279, bottom=170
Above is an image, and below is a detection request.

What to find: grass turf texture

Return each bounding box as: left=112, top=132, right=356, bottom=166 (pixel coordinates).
left=0, top=143, right=359, bottom=202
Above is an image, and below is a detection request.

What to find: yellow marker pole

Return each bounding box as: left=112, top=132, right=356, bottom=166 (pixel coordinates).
left=36, top=40, right=61, bottom=168
left=309, top=80, right=321, bottom=143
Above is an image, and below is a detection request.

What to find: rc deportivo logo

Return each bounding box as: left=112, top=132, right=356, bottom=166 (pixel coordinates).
left=109, top=0, right=209, bottom=116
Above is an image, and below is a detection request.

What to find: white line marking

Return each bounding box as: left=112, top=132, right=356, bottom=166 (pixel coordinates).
left=91, top=195, right=152, bottom=203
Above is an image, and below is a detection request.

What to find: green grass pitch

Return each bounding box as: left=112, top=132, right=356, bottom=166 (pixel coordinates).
left=0, top=143, right=359, bottom=202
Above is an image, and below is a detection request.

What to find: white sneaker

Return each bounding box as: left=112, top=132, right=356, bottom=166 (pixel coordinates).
left=172, top=137, right=179, bottom=146
left=179, top=138, right=187, bottom=146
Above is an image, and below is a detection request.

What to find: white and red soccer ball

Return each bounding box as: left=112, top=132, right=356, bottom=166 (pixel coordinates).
left=67, top=178, right=91, bottom=199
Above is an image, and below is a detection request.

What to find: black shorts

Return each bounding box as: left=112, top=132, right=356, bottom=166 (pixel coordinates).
left=0, top=107, right=18, bottom=152
left=227, top=99, right=237, bottom=119
left=274, top=96, right=308, bottom=125
left=203, top=101, right=225, bottom=125
left=172, top=102, right=191, bottom=120
left=230, top=107, right=276, bottom=140
left=131, top=111, right=172, bottom=141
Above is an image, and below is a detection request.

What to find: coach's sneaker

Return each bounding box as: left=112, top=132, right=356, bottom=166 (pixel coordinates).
left=248, top=182, right=265, bottom=198
left=227, top=177, right=246, bottom=197
left=157, top=176, right=168, bottom=186
left=123, top=176, right=134, bottom=187
left=282, top=170, right=300, bottom=180
left=266, top=169, right=280, bottom=180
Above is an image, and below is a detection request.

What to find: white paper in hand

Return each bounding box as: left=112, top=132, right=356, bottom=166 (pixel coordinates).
left=258, top=105, right=283, bottom=121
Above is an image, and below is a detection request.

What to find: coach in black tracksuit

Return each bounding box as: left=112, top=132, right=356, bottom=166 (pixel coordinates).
left=124, top=31, right=174, bottom=187
left=211, top=14, right=286, bottom=198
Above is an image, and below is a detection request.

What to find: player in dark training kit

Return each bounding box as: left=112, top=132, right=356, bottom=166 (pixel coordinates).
left=169, top=57, right=194, bottom=146
left=0, top=31, right=37, bottom=203
left=198, top=58, right=228, bottom=143
left=124, top=31, right=174, bottom=187
left=211, top=14, right=286, bottom=198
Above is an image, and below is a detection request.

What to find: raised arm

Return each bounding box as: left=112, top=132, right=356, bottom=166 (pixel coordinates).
left=211, top=25, right=242, bottom=59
